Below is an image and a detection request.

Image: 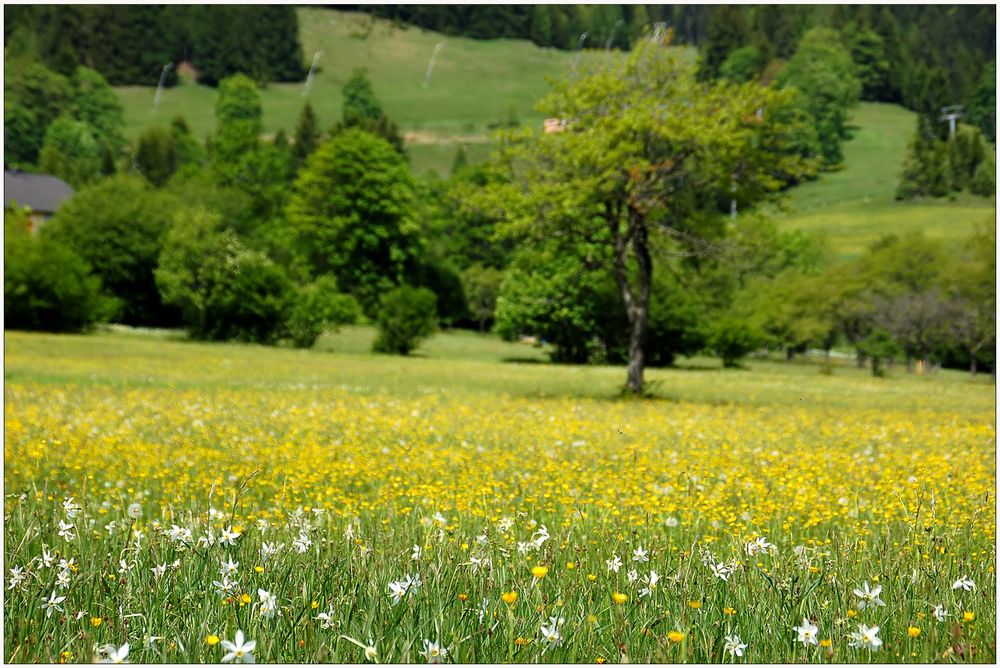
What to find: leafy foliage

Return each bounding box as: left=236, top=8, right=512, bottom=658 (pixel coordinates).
left=285, top=275, right=362, bottom=349
left=286, top=128, right=422, bottom=313
left=44, top=175, right=180, bottom=326
left=156, top=209, right=293, bottom=344
left=4, top=208, right=107, bottom=332
left=372, top=285, right=437, bottom=355
left=776, top=27, right=860, bottom=166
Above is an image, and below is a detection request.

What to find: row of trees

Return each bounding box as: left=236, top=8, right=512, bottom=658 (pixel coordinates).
left=5, top=69, right=447, bottom=357
left=5, top=30, right=993, bottom=386
left=3, top=5, right=305, bottom=86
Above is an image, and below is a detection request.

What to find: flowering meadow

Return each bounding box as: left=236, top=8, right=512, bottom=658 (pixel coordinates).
left=3, top=331, right=996, bottom=663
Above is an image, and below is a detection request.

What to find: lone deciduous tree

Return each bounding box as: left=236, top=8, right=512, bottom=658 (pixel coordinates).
left=481, top=37, right=811, bottom=394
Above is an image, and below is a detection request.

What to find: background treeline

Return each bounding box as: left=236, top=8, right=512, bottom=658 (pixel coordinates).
left=3, top=5, right=305, bottom=86
left=349, top=4, right=995, bottom=141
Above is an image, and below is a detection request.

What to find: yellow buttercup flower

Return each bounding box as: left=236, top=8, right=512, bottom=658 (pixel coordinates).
left=667, top=631, right=685, bottom=643
left=963, top=611, right=975, bottom=622
left=90, top=617, right=102, bottom=627
left=907, top=626, right=920, bottom=638
left=688, top=600, right=702, bottom=609
left=205, top=635, right=220, bottom=646
left=502, top=591, right=518, bottom=605
left=531, top=565, right=548, bottom=579
left=240, top=593, right=252, bottom=604
left=587, top=574, right=597, bottom=582
left=820, top=639, right=832, bottom=648
left=611, top=592, right=628, bottom=604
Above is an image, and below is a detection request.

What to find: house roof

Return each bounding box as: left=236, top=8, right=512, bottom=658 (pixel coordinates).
left=4, top=170, right=75, bottom=214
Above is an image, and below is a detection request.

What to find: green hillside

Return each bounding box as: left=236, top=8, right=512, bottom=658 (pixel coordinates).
left=775, top=102, right=995, bottom=260
left=113, top=9, right=993, bottom=254
left=115, top=8, right=639, bottom=177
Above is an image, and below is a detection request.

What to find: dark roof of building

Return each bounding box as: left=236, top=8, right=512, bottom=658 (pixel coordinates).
left=4, top=170, right=75, bottom=214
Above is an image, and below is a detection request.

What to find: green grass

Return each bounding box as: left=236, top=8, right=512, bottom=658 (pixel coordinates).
left=4, top=328, right=992, bottom=412
left=776, top=103, right=995, bottom=261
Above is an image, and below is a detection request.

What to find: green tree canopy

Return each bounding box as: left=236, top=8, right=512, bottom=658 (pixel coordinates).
left=44, top=174, right=179, bottom=325
left=480, top=39, right=814, bottom=393
left=285, top=128, right=422, bottom=312
left=776, top=27, right=861, bottom=166
left=37, top=115, right=101, bottom=188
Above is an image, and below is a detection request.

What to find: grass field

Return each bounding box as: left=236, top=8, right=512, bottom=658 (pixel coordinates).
left=4, top=329, right=995, bottom=663
left=775, top=103, right=995, bottom=261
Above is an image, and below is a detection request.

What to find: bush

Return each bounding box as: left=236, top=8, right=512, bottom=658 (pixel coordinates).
left=372, top=285, right=437, bottom=355
left=285, top=275, right=362, bottom=348
left=44, top=174, right=179, bottom=326
left=708, top=317, right=763, bottom=368
left=970, top=151, right=996, bottom=197
left=156, top=209, right=293, bottom=344
left=4, top=211, right=108, bottom=332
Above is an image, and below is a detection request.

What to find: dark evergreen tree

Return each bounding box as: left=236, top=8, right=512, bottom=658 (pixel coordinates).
left=699, top=5, right=751, bottom=80
left=292, top=103, right=320, bottom=171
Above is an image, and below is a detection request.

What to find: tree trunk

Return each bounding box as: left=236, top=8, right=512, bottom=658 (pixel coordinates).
left=786, top=348, right=795, bottom=362
left=971, top=355, right=978, bottom=376
left=611, top=207, right=652, bottom=395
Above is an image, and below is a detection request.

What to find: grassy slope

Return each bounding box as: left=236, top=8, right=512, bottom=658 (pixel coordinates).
left=113, top=10, right=993, bottom=252
left=115, top=8, right=623, bottom=178
left=5, top=329, right=992, bottom=413
left=775, top=102, right=995, bottom=260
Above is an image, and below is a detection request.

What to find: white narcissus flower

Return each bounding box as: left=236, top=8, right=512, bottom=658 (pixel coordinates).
left=220, top=557, right=239, bottom=577
left=42, top=590, right=66, bottom=617
left=632, top=546, right=649, bottom=562
left=852, top=581, right=885, bottom=610
left=315, top=607, right=335, bottom=629
left=257, top=589, right=277, bottom=618
left=57, top=520, right=76, bottom=541
left=932, top=604, right=948, bottom=622
left=794, top=617, right=819, bottom=646
left=848, top=624, right=882, bottom=651
left=606, top=555, right=623, bottom=573
left=711, top=561, right=735, bottom=581
left=220, top=630, right=256, bottom=663
left=151, top=563, right=167, bottom=579
left=952, top=576, right=975, bottom=592
left=724, top=634, right=748, bottom=657
left=260, top=542, right=284, bottom=563
left=62, top=497, right=82, bottom=519
left=745, top=536, right=776, bottom=556
left=292, top=532, right=312, bottom=553
left=7, top=566, right=27, bottom=591
left=422, top=639, right=448, bottom=664
left=100, top=643, right=130, bottom=664
left=639, top=570, right=659, bottom=598
left=220, top=526, right=241, bottom=547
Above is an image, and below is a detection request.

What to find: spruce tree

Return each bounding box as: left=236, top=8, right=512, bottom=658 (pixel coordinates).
left=292, top=102, right=319, bottom=171
left=699, top=5, right=750, bottom=80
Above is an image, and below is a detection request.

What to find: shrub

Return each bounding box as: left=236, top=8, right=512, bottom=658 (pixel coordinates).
left=709, top=317, right=763, bottom=368
left=4, top=211, right=108, bottom=332
left=44, top=174, right=179, bottom=326
left=372, top=285, right=437, bottom=355
left=285, top=275, right=362, bottom=348
left=970, top=151, right=996, bottom=197
left=156, top=209, right=293, bottom=344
